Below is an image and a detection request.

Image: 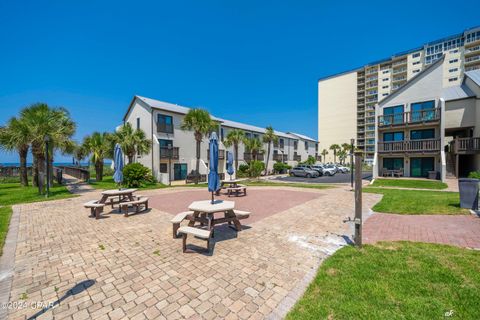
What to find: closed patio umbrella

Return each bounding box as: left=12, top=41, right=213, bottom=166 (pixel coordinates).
left=113, top=143, right=124, bottom=189
left=226, top=151, right=234, bottom=180
left=208, top=132, right=221, bottom=204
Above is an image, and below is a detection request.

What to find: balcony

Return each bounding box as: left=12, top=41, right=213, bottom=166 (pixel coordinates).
left=273, top=154, right=288, bottom=162
left=273, top=143, right=285, bottom=149
left=465, top=54, right=480, bottom=65
left=244, top=152, right=264, bottom=161
left=293, top=154, right=302, bottom=162
left=378, top=108, right=440, bottom=128
left=157, top=122, right=174, bottom=134
left=207, top=149, right=225, bottom=160
left=366, top=97, right=378, bottom=103
left=378, top=139, right=441, bottom=154
left=465, top=45, right=480, bottom=56
left=160, top=146, right=179, bottom=159
left=392, top=67, right=407, bottom=75
left=450, top=137, right=480, bottom=154
left=392, top=59, right=407, bottom=67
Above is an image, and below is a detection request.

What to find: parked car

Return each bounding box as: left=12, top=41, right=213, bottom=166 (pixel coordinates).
left=336, top=165, right=350, bottom=173
left=298, top=164, right=324, bottom=176
left=319, top=165, right=336, bottom=176
left=290, top=167, right=320, bottom=178
left=324, top=164, right=338, bottom=174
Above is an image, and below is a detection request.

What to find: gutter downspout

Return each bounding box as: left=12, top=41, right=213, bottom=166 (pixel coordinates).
left=440, top=98, right=446, bottom=182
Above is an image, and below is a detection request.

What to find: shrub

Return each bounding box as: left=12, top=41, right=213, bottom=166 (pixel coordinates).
left=247, top=160, right=265, bottom=178
left=468, top=171, right=480, bottom=179
left=237, top=164, right=250, bottom=178
left=123, top=163, right=154, bottom=187
left=273, top=162, right=292, bottom=174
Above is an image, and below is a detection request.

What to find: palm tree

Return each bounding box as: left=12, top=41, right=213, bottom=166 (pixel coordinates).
left=262, top=126, right=278, bottom=175
left=321, top=149, right=328, bottom=162
left=83, top=132, right=113, bottom=182
left=341, top=143, right=352, bottom=153
left=329, top=144, right=341, bottom=163
left=243, top=138, right=264, bottom=161
left=21, top=103, right=76, bottom=194
left=224, top=129, right=245, bottom=172
left=181, top=109, right=218, bottom=184
left=0, top=117, right=32, bottom=186
left=337, top=150, right=347, bottom=164
left=114, top=122, right=151, bottom=163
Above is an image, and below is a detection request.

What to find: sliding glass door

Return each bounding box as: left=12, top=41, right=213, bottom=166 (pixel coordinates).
left=410, top=157, right=434, bottom=177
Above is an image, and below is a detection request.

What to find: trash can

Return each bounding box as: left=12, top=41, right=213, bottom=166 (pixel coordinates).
left=56, top=169, right=63, bottom=184
left=458, top=178, right=479, bottom=210
left=428, top=171, right=437, bottom=180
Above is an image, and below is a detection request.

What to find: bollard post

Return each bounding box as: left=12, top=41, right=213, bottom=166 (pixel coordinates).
left=354, top=151, right=363, bottom=247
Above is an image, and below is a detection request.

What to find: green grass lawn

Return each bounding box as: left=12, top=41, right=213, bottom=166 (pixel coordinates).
left=287, top=242, right=480, bottom=320
left=371, top=179, right=448, bottom=190
left=0, top=179, right=75, bottom=256
left=364, top=187, right=468, bottom=215
left=89, top=175, right=167, bottom=190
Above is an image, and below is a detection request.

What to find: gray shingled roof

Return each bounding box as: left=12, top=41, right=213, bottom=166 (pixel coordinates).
left=442, top=84, right=476, bottom=101
left=135, top=96, right=311, bottom=140
left=286, top=132, right=317, bottom=142
left=466, top=69, right=480, bottom=87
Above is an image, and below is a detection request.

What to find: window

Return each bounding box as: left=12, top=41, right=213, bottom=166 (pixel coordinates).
left=383, top=105, right=404, bottom=125
left=382, top=70, right=389, bottom=74
left=245, top=132, right=252, bottom=139
left=160, top=163, right=168, bottom=173
left=412, top=69, right=420, bottom=73
left=410, top=101, right=435, bottom=122
left=159, top=139, right=174, bottom=158
left=157, top=114, right=173, bottom=133
left=253, top=133, right=259, bottom=140
left=382, top=85, right=389, bottom=89
left=449, top=59, right=458, bottom=64
left=279, top=138, right=284, bottom=148
left=449, top=68, right=458, bottom=73
left=412, top=52, right=421, bottom=58
left=450, top=49, right=459, bottom=54
left=382, top=78, right=389, bottom=81
left=383, top=158, right=404, bottom=170
left=412, top=61, right=420, bottom=65
left=383, top=132, right=404, bottom=142
left=136, top=117, right=140, bottom=130
left=304, top=141, right=308, bottom=150
left=294, top=140, right=298, bottom=150
left=449, top=77, right=458, bottom=82
left=410, top=129, right=434, bottom=140
left=382, top=93, right=389, bottom=97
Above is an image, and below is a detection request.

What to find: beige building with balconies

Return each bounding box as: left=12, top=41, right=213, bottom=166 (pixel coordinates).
left=318, top=26, right=480, bottom=163
left=123, top=96, right=318, bottom=184
left=372, top=57, right=480, bottom=181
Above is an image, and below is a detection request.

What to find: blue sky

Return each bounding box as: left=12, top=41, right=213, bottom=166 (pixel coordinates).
left=0, top=0, right=478, bottom=163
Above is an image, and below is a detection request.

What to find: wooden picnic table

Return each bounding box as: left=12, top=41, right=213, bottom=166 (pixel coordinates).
left=187, top=200, right=242, bottom=233
left=217, top=179, right=246, bottom=195
left=99, top=188, right=138, bottom=209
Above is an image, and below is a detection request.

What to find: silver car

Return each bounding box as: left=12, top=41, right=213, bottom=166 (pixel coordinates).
left=290, top=167, right=319, bottom=178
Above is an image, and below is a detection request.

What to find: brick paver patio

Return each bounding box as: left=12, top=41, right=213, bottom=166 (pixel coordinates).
left=364, top=213, right=480, bottom=249
left=4, top=186, right=380, bottom=319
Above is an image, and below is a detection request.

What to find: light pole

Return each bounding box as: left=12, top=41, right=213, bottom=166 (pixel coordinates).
left=44, top=135, right=50, bottom=198
left=167, top=144, right=172, bottom=186
left=350, top=138, right=355, bottom=189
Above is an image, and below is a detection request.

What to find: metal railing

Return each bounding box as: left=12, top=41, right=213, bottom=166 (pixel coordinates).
left=273, top=154, right=288, bottom=162
left=207, top=149, right=225, bottom=160
left=378, top=139, right=440, bottom=153
left=156, top=123, right=174, bottom=133
left=243, top=153, right=265, bottom=161
left=160, top=147, right=179, bottom=159
left=378, top=108, right=440, bottom=127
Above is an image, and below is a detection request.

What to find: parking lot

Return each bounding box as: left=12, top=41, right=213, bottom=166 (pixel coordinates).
left=273, top=171, right=373, bottom=184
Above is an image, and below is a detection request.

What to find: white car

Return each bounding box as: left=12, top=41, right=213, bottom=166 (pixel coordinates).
left=337, top=165, right=350, bottom=173
left=319, top=165, right=336, bottom=176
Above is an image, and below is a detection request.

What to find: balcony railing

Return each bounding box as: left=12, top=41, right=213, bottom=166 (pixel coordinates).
left=273, top=143, right=285, bottom=149
left=293, top=154, right=301, bottom=162
left=157, top=123, right=174, bottom=133
left=378, top=139, right=440, bottom=153
left=244, top=152, right=265, bottom=161
left=450, top=137, right=480, bottom=154
left=207, top=149, right=225, bottom=160
left=160, top=146, right=179, bottom=159
left=378, top=108, right=440, bottom=127
left=273, top=154, right=288, bottom=162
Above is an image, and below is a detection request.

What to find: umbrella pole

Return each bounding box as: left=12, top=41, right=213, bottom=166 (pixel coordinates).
left=211, top=192, right=214, bottom=204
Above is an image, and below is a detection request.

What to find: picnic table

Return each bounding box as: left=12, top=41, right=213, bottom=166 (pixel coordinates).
left=217, top=179, right=246, bottom=196
left=99, top=188, right=138, bottom=209
left=187, top=200, right=242, bottom=233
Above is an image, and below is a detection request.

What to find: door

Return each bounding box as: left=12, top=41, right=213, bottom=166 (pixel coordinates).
left=173, top=163, right=187, bottom=180
left=410, top=157, right=434, bottom=177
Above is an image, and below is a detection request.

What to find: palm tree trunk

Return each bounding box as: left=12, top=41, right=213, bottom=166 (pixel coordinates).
left=128, top=154, right=134, bottom=164
left=234, top=144, right=239, bottom=172
left=19, top=146, right=29, bottom=187
left=334, top=151, right=337, bottom=163
left=32, top=155, right=38, bottom=187
left=264, top=142, right=271, bottom=175
left=36, top=153, right=46, bottom=194
left=49, top=154, right=54, bottom=187
left=95, top=160, right=103, bottom=181
left=195, top=140, right=200, bottom=184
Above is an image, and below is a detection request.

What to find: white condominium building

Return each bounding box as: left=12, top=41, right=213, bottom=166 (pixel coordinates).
left=123, top=96, right=318, bottom=183
left=318, top=26, right=480, bottom=163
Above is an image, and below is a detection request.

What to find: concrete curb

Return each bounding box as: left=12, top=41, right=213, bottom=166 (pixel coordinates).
left=0, top=206, right=21, bottom=319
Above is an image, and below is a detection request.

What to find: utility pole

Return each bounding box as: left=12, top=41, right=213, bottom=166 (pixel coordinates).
left=350, top=138, right=355, bottom=189
left=354, top=151, right=363, bottom=247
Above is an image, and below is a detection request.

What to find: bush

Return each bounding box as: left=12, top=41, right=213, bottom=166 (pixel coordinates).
left=273, top=162, right=292, bottom=174
left=123, top=163, right=154, bottom=187
left=237, top=164, right=250, bottom=178
left=247, top=160, right=265, bottom=178
left=468, top=171, right=480, bottom=179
